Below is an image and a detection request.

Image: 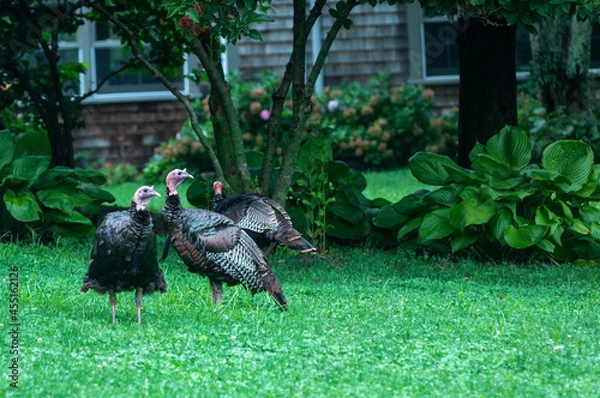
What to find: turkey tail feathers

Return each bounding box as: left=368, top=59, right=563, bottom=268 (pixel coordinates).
left=274, top=228, right=317, bottom=254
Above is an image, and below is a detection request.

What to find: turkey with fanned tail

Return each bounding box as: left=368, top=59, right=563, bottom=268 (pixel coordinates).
left=82, top=186, right=166, bottom=324
left=159, top=169, right=287, bottom=309
left=211, top=181, right=316, bottom=257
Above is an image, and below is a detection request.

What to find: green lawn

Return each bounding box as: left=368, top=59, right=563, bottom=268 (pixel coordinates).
left=3, top=169, right=599, bottom=396
left=2, top=240, right=600, bottom=396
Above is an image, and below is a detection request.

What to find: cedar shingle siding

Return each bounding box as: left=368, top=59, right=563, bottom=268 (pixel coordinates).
left=236, top=1, right=409, bottom=86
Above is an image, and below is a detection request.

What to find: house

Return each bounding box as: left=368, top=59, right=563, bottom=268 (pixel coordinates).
left=70, top=2, right=600, bottom=167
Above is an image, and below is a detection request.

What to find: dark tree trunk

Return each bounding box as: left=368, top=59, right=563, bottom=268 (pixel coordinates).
left=531, top=14, right=592, bottom=115
left=457, top=17, right=517, bottom=167
left=47, top=124, right=75, bottom=168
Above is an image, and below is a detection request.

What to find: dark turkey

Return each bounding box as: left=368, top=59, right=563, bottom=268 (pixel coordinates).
left=81, top=186, right=166, bottom=324
left=160, top=169, right=287, bottom=309
left=211, top=181, right=317, bottom=257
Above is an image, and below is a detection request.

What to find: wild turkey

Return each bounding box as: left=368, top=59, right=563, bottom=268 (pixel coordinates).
left=211, top=181, right=317, bottom=257
left=160, top=169, right=287, bottom=309
left=81, top=186, right=166, bottom=324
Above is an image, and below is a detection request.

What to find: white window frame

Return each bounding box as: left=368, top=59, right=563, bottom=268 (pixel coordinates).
left=59, top=18, right=201, bottom=104
left=406, top=4, right=533, bottom=85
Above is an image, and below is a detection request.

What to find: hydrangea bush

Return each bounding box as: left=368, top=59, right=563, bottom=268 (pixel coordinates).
left=142, top=71, right=459, bottom=182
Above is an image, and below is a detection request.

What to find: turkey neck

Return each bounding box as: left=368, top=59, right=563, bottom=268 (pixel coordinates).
left=161, top=192, right=183, bottom=235
left=129, top=201, right=153, bottom=231
left=211, top=192, right=223, bottom=211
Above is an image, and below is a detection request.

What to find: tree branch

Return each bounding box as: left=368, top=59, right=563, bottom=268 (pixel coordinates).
left=188, top=36, right=251, bottom=192
left=80, top=61, right=138, bottom=101
left=90, top=2, right=225, bottom=182
left=306, top=0, right=358, bottom=92
left=259, top=0, right=328, bottom=194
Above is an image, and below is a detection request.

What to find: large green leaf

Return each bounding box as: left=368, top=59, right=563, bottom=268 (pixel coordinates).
left=185, top=177, right=212, bottom=208
left=327, top=214, right=370, bottom=240
left=70, top=168, right=109, bottom=185
left=418, top=208, right=454, bottom=242
left=10, top=156, right=51, bottom=187
left=397, top=217, right=422, bottom=240
left=78, top=185, right=116, bottom=203
left=450, top=230, right=479, bottom=252
left=542, top=140, right=593, bottom=193
left=392, top=193, right=428, bottom=216
left=3, top=189, right=42, bottom=222
left=449, top=198, right=496, bottom=231
left=445, top=166, right=482, bottom=185
left=46, top=209, right=93, bottom=226
left=330, top=200, right=364, bottom=225
left=36, top=185, right=93, bottom=215
left=535, top=207, right=561, bottom=237
left=372, top=204, right=406, bottom=228
left=14, top=130, right=51, bottom=158
left=565, top=237, right=600, bottom=261
left=504, top=224, right=548, bottom=249
left=325, top=161, right=351, bottom=182
left=489, top=206, right=512, bottom=242
left=409, top=152, right=457, bottom=185
left=483, top=185, right=535, bottom=201
left=346, top=169, right=367, bottom=192
left=580, top=205, right=600, bottom=225
left=485, top=126, right=531, bottom=169
left=471, top=154, right=521, bottom=188
left=422, top=186, right=459, bottom=206
left=0, top=130, right=14, bottom=170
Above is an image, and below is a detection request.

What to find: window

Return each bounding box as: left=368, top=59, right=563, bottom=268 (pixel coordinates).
left=58, top=20, right=199, bottom=103
left=406, top=4, right=600, bottom=83
left=92, top=21, right=185, bottom=94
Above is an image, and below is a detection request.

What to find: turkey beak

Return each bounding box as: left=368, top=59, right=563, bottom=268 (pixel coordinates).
left=149, top=186, right=161, bottom=198
left=182, top=168, right=195, bottom=180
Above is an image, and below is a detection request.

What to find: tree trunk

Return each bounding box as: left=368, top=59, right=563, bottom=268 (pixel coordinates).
left=456, top=17, right=517, bottom=167
left=531, top=14, right=592, bottom=115
left=47, top=123, right=75, bottom=168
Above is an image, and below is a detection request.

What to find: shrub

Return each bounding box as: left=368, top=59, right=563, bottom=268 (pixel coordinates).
left=0, top=129, right=115, bottom=241
left=517, top=80, right=600, bottom=162
left=373, top=126, right=600, bottom=263
left=98, top=161, right=140, bottom=187
left=147, top=71, right=459, bottom=179
left=317, top=74, right=458, bottom=169
left=142, top=133, right=213, bottom=184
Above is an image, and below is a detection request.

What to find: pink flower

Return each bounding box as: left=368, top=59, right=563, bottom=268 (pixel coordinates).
left=327, top=100, right=339, bottom=111
left=260, top=110, right=270, bottom=121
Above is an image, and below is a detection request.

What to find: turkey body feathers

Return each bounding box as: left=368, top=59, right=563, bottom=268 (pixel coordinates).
left=212, top=193, right=316, bottom=255
left=161, top=193, right=287, bottom=308
left=82, top=207, right=166, bottom=295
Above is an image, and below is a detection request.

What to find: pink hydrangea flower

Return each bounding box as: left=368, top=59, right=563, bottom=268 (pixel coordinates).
left=260, top=110, right=270, bottom=121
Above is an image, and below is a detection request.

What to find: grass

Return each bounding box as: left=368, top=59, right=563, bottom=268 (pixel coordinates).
left=3, top=169, right=599, bottom=396
left=2, top=239, right=600, bottom=397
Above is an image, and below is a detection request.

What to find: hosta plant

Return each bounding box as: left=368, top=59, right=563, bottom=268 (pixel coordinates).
left=0, top=129, right=115, bottom=240
left=374, top=126, right=600, bottom=263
